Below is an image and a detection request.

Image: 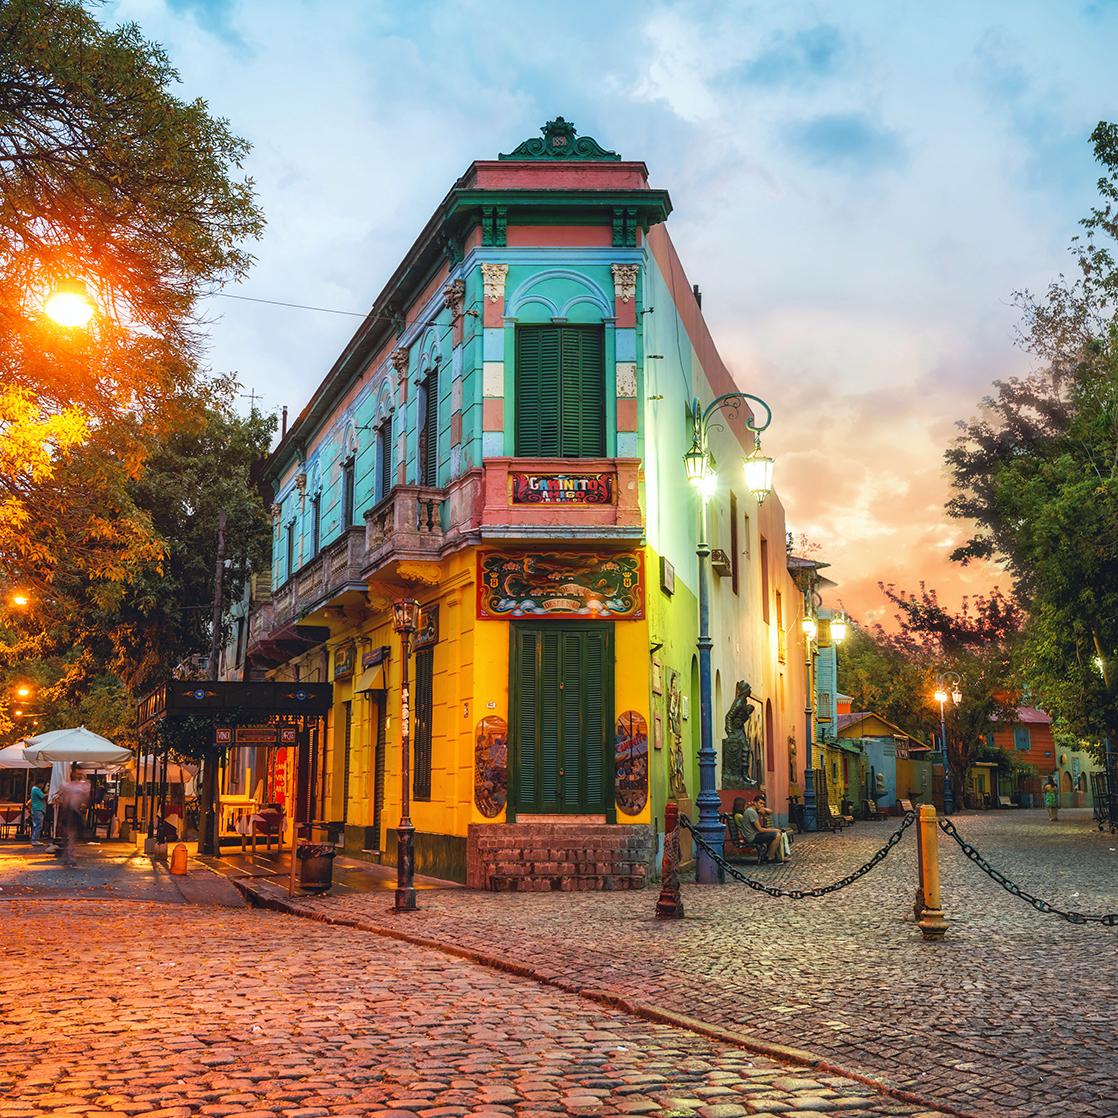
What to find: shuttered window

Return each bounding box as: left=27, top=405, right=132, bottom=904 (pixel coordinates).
left=310, top=495, right=321, bottom=557
left=516, top=326, right=605, bottom=458
left=376, top=422, right=392, bottom=502
left=342, top=457, right=355, bottom=527
left=420, top=371, right=439, bottom=486
left=512, top=623, right=612, bottom=814
left=413, top=646, right=434, bottom=800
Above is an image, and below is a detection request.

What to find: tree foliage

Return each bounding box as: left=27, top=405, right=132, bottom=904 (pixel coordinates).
left=0, top=0, right=263, bottom=649
left=840, top=584, right=1022, bottom=795
left=947, top=122, right=1118, bottom=745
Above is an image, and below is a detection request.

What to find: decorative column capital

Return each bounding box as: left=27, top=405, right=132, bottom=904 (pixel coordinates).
left=270, top=503, right=282, bottom=523
left=294, top=472, right=307, bottom=494
left=442, top=278, right=466, bottom=318
left=611, top=263, right=639, bottom=303
left=481, top=262, right=509, bottom=303
left=390, top=347, right=410, bottom=378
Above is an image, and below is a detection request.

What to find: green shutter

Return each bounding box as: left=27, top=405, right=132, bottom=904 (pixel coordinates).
left=512, top=623, right=613, bottom=814
left=517, top=327, right=603, bottom=457
left=515, top=629, right=539, bottom=808
left=560, top=327, right=605, bottom=458
left=413, top=647, right=433, bottom=799
left=422, top=371, right=439, bottom=486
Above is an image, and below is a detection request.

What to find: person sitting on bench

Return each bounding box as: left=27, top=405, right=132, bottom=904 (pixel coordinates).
left=734, top=795, right=784, bottom=863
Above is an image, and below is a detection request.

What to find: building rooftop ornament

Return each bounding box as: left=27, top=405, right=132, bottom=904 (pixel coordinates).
left=499, top=116, right=621, bottom=162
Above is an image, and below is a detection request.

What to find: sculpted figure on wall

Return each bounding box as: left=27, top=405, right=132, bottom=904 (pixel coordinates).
left=722, top=679, right=763, bottom=789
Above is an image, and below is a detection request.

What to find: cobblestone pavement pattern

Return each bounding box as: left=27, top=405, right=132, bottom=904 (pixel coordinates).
left=0, top=900, right=950, bottom=1118
left=256, top=810, right=1118, bottom=1118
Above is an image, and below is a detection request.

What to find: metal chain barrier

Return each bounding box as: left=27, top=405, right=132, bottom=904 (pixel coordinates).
left=679, top=812, right=916, bottom=899
left=938, top=818, right=1118, bottom=927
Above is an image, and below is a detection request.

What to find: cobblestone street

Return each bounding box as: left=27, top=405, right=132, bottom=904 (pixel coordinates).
left=0, top=898, right=950, bottom=1118
left=240, top=809, right=1118, bottom=1118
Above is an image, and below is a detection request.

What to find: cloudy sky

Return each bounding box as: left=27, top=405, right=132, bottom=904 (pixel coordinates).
left=106, top=0, right=1118, bottom=622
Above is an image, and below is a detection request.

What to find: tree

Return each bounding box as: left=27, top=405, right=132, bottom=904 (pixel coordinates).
left=947, top=122, right=1118, bottom=748
left=840, top=584, right=1022, bottom=799
left=0, top=0, right=263, bottom=659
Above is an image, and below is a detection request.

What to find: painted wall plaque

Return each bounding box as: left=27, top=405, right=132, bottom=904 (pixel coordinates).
left=615, top=710, right=649, bottom=816
left=511, top=472, right=614, bottom=505
left=474, top=715, right=508, bottom=818
left=415, top=605, right=439, bottom=648
left=334, top=641, right=356, bottom=681
left=478, top=552, right=643, bottom=620
left=667, top=670, right=687, bottom=797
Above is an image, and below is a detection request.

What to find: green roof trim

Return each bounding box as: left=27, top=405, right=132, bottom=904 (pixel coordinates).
left=499, top=117, right=621, bottom=162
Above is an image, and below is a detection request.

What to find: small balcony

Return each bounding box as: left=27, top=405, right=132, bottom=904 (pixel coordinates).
left=364, top=484, right=457, bottom=570
left=272, top=525, right=366, bottom=628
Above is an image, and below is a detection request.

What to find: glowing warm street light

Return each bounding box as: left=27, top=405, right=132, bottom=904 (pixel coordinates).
left=43, top=281, right=95, bottom=328
left=15, top=685, right=32, bottom=699
left=9, top=592, right=31, bottom=608
left=801, top=616, right=818, bottom=640
left=831, top=613, right=848, bottom=644
left=934, top=688, right=949, bottom=705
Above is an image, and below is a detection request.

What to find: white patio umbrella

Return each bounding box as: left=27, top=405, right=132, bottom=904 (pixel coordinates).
left=22, top=726, right=132, bottom=767
left=0, top=741, right=48, bottom=769
left=134, top=756, right=195, bottom=785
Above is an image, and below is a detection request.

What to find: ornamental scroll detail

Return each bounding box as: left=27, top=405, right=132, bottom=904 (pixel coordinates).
left=477, top=552, right=643, bottom=620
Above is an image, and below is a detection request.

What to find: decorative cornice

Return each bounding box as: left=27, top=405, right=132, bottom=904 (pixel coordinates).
left=481, top=262, right=508, bottom=303
left=611, top=263, right=639, bottom=303
left=499, top=117, right=620, bottom=162
left=442, top=278, right=466, bottom=318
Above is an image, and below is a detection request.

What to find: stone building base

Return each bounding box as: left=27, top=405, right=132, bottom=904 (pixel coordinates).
left=466, top=822, right=654, bottom=891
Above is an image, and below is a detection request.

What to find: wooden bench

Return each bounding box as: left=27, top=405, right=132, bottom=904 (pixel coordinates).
left=898, top=798, right=915, bottom=815
left=997, top=795, right=1020, bottom=809
left=864, top=798, right=887, bottom=821
left=718, top=813, right=770, bottom=862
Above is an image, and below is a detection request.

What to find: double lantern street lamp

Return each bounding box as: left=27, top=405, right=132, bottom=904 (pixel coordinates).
left=800, top=604, right=847, bottom=833
left=42, top=280, right=95, bottom=328
left=933, top=672, right=962, bottom=815
left=683, top=392, right=775, bottom=885
left=391, top=597, right=420, bottom=912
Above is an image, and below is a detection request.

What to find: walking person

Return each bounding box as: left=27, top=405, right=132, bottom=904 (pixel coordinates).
left=1043, top=776, right=1059, bottom=822
left=56, top=768, right=91, bottom=867
left=28, top=779, right=47, bottom=845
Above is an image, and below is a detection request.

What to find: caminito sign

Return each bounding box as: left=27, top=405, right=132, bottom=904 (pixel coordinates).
left=510, top=471, right=613, bottom=505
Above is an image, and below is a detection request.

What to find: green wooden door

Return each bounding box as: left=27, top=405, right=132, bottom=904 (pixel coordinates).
left=511, top=623, right=613, bottom=817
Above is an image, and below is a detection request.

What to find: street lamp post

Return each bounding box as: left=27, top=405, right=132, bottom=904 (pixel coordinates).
left=682, top=393, right=774, bottom=885
left=392, top=597, right=420, bottom=912
left=933, top=671, right=962, bottom=815
left=799, top=606, right=846, bottom=833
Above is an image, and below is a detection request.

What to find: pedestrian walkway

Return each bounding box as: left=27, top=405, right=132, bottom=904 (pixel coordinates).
left=234, top=809, right=1118, bottom=1118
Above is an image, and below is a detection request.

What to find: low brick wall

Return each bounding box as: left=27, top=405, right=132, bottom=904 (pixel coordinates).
left=466, top=822, right=654, bottom=891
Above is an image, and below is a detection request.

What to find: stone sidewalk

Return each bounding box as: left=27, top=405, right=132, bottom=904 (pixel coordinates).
left=0, top=898, right=951, bottom=1118
left=235, top=809, right=1118, bottom=1118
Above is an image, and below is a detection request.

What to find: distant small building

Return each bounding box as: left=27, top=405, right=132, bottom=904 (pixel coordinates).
left=837, top=711, right=932, bottom=814
left=988, top=708, right=1101, bottom=807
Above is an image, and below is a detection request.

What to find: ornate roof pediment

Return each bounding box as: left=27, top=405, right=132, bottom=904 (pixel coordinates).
left=499, top=116, right=621, bottom=162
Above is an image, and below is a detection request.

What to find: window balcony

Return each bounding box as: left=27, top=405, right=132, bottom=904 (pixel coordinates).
left=364, top=484, right=452, bottom=570
left=271, top=525, right=367, bottom=629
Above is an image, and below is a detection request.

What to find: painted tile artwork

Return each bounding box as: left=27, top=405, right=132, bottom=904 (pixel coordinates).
left=614, top=710, right=649, bottom=816
left=510, top=471, right=614, bottom=504
left=474, top=715, right=509, bottom=818
left=477, top=552, right=643, bottom=619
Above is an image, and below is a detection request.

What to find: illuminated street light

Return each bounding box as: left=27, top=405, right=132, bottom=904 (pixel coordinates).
left=43, top=281, right=95, bottom=328
left=934, top=688, right=949, bottom=705
left=9, top=592, right=31, bottom=608
left=830, top=613, right=848, bottom=644
left=15, top=685, right=32, bottom=699
left=391, top=597, right=421, bottom=913
left=680, top=391, right=775, bottom=884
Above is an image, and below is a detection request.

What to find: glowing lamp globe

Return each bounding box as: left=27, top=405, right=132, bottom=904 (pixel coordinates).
left=831, top=615, right=848, bottom=644
left=392, top=597, right=420, bottom=635
left=743, top=450, right=774, bottom=504
left=44, top=282, right=95, bottom=328
left=934, top=689, right=949, bottom=705
left=801, top=616, right=817, bottom=640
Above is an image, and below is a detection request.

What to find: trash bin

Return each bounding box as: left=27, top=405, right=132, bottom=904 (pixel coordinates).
left=297, top=843, right=336, bottom=894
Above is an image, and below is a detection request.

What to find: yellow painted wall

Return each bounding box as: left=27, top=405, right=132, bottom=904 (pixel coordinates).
left=315, top=545, right=652, bottom=844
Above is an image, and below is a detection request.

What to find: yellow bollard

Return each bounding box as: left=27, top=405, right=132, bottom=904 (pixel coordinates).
left=170, top=842, right=188, bottom=876
left=916, top=805, right=948, bottom=940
